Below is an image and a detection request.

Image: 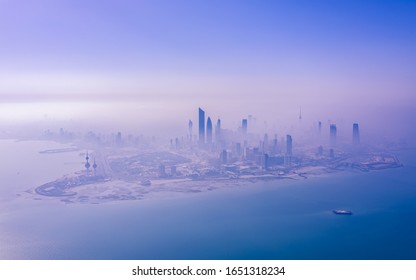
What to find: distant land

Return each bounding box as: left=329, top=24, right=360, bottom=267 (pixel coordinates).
left=24, top=108, right=404, bottom=204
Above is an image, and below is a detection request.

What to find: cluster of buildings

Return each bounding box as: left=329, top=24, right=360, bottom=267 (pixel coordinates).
left=181, top=107, right=361, bottom=172
left=78, top=107, right=362, bottom=181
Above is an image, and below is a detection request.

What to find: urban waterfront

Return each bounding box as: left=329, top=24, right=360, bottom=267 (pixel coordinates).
left=1, top=139, right=415, bottom=259
left=1, top=0, right=415, bottom=264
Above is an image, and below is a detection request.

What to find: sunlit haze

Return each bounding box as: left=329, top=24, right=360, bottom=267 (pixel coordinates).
left=2, top=0, right=416, bottom=262
left=0, top=0, right=415, bottom=141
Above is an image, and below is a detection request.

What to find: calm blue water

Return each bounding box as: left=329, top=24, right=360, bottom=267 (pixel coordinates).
left=1, top=139, right=416, bottom=259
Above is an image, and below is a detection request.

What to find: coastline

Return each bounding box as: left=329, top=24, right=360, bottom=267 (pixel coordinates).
left=28, top=153, right=402, bottom=205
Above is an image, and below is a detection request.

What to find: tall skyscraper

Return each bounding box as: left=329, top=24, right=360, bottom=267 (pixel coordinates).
left=286, top=134, right=292, bottom=156
left=330, top=124, right=337, bottom=146
left=242, top=119, right=248, bottom=137
left=188, top=120, right=193, bottom=141
left=198, top=108, right=205, bottom=145
left=206, top=117, right=213, bottom=144
left=353, top=123, right=360, bottom=145
left=215, top=118, right=221, bottom=143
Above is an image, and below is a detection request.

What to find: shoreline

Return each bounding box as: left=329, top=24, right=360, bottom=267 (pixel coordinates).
left=29, top=158, right=402, bottom=205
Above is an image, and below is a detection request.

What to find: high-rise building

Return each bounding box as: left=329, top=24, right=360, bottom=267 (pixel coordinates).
left=206, top=117, right=213, bottom=144
left=242, top=119, right=248, bottom=137
left=286, top=134, right=292, bottom=156
left=188, top=120, right=193, bottom=141
left=198, top=108, right=205, bottom=145
left=330, top=124, right=337, bottom=146
left=353, top=123, right=360, bottom=145
left=215, top=118, right=221, bottom=143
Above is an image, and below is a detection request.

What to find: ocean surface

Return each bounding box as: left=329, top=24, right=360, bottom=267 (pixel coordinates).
left=1, top=139, right=416, bottom=260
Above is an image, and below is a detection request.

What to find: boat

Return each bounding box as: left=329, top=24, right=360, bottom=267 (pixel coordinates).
left=333, top=209, right=352, bottom=215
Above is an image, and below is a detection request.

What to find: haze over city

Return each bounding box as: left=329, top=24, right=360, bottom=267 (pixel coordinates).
left=0, top=0, right=415, bottom=141
left=1, top=0, right=416, bottom=261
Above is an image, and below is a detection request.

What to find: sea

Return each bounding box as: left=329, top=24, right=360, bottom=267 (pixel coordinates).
left=1, top=138, right=416, bottom=260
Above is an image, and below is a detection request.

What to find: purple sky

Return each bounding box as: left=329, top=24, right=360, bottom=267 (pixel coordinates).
left=0, top=0, right=415, bottom=137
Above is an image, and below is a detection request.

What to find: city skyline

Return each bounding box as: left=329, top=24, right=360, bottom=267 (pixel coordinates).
left=0, top=1, right=415, bottom=262
left=0, top=0, right=414, bottom=143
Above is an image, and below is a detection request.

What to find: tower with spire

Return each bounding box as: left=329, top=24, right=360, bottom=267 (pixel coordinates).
left=93, top=157, right=97, bottom=176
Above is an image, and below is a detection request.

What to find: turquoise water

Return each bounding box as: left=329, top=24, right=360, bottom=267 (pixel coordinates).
left=1, top=139, right=416, bottom=259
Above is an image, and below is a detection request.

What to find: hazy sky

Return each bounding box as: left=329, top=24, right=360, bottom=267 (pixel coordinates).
left=0, top=0, right=415, bottom=136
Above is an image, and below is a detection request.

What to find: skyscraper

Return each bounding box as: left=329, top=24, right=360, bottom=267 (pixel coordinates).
left=330, top=124, right=337, bottom=146
left=206, top=117, right=213, bottom=144
left=215, top=118, right=221, bottom=143
left=242, top=119, right=248, bottom=137
left=286, top=134, right=292, bottom=156
left=353, top=123, right=360, bottom=145
left=188, top=120, right=193, bottom=141
left=198, top=108, right=205, bottom=145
